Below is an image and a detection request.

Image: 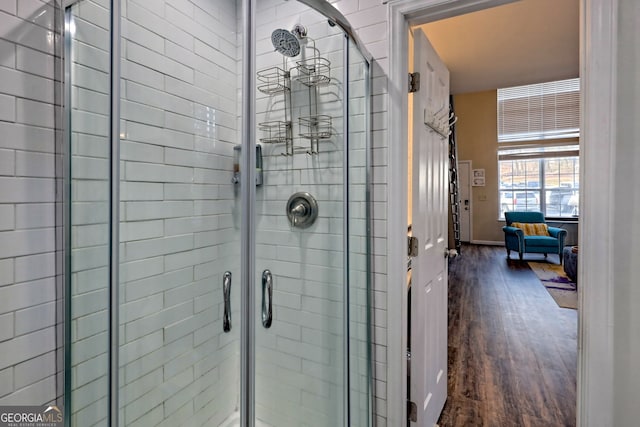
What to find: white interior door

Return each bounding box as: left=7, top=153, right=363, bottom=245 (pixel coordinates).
left=410, top=28, right=449, bottom=426
left=458, top=161, right=471, bottom=242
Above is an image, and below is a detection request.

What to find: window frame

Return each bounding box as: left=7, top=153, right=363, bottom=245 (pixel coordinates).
left=496, top=78, right=581, bottom=221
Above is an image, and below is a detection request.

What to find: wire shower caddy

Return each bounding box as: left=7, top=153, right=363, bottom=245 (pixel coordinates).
left=256, top=34, right=333, bottom=156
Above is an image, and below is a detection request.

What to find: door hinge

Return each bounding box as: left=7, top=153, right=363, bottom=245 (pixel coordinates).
left=409, top=72, right=420, bottom=93
left=407, top=400, right=417, bottom=422
left=408, top=236, right=419, bottom=257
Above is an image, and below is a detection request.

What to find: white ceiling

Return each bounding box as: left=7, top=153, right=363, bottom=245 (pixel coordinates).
left=418, top=0, right=579, bottom=94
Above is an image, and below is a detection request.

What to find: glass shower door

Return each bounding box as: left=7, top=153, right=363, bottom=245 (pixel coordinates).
left=117, top=0, right=242, bottom=425
left=253, top=4, right=350, bottom=425
left=347, top=37, right=372, bottom=427
left=66, top=0, right=244, bottom=425
left=65, top=1, right=111, bottom=425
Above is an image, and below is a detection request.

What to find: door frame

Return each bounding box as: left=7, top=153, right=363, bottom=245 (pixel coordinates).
left=457, top=160, right=472, bottom=243
left=386, top=0, right=616, bottom=426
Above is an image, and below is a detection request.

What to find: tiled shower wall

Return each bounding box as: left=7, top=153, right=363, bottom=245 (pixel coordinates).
left=0, top=0, right=61, bottom=406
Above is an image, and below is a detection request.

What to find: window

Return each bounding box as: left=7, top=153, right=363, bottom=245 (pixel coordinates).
left=497, top=79, right=580, bottom=219
left=499, top=150, right=579, bottom=219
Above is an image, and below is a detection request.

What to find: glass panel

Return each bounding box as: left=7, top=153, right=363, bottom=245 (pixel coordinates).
left=254, top=2, right=346, bottom=425
left=348, top=40, right=372, bottom=427
left=117, top=0, right=242, bottom=425
left=544, top=157, right=579, bottom=217
left=500, top=156, right=579, bottom=218
left=499, top=159, right=541, bottom=217
left=66, top=1, right=111, bottom=425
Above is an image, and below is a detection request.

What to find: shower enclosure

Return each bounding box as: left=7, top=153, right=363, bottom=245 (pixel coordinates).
left=63, top=0, right=371, bottom=425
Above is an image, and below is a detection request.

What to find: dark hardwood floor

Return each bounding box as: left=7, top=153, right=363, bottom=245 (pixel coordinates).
left=437, top=244, right=577, bottom=427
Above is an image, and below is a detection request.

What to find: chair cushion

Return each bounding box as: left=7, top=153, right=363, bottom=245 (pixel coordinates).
left=512, top=222, right=549, bottom=236
left=524, top=235, right=559, bottom=248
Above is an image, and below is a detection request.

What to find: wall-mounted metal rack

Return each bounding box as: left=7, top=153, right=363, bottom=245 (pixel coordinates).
left=257, top=66, right=291, bottom=94
left=257, top=65, right=294, bottom=155
left=258, top=120, right=294, bottom=156
left=256, top=35, right=332, bottom=157
left=294, top=56, right=331, bottom=87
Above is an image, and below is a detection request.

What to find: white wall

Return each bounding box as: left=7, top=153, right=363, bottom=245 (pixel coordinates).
left=0, top=0, right=61, bottom=407
left=613, top=0, right=640, bottom=424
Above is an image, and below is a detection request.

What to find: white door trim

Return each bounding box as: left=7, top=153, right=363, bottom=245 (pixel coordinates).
left=386, top=0, right=616, bottom=426
left=577, top=0, right=616, bottom=426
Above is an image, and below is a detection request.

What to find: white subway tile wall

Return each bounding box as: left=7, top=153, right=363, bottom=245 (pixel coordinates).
left=0, top=0, right=60, bottom=408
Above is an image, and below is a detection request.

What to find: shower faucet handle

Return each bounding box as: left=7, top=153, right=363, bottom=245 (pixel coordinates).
left=223, top=271, right=232, bottom=333
left=290, top=202, right=308, bottom=217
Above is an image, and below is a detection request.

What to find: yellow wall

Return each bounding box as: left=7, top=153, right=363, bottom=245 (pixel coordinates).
left=453, top=90, right=504, bottom=242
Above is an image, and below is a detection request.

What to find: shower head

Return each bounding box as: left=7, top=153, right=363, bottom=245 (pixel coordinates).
left=271, top=28, right=301, bottom=57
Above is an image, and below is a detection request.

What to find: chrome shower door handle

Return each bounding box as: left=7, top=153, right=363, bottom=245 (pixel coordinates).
left=262, top=269, right=273, bottom=328
left=223, top=271, right=232, bottom=333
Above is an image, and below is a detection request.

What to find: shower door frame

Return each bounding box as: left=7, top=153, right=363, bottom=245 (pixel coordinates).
left=239, top=1, right=255, bottom=425
left=62, top=0, right=373, bottom=426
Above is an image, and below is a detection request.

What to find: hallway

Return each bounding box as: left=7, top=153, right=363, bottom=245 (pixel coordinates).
left=438, top=245, right=577, bottom=426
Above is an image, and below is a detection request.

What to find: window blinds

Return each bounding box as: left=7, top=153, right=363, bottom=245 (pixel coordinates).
left=497, top=78, right=580, bottom=142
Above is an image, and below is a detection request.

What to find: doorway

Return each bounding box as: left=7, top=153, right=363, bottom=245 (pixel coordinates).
left=387, top=0, right=614, bottom=425
left=457, top=160, right=471, bottom=243
left=408, top=3, right=578, bottom=425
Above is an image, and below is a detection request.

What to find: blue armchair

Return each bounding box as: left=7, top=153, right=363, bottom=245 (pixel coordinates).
left=502, top=211, right=567, bottom=263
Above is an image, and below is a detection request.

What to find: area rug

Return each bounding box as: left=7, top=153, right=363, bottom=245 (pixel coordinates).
left=527, top=262, right=577, bottom=309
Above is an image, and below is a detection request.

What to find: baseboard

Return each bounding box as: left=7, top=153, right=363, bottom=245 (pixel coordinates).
left=470, top=240, right=503, bottom=246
